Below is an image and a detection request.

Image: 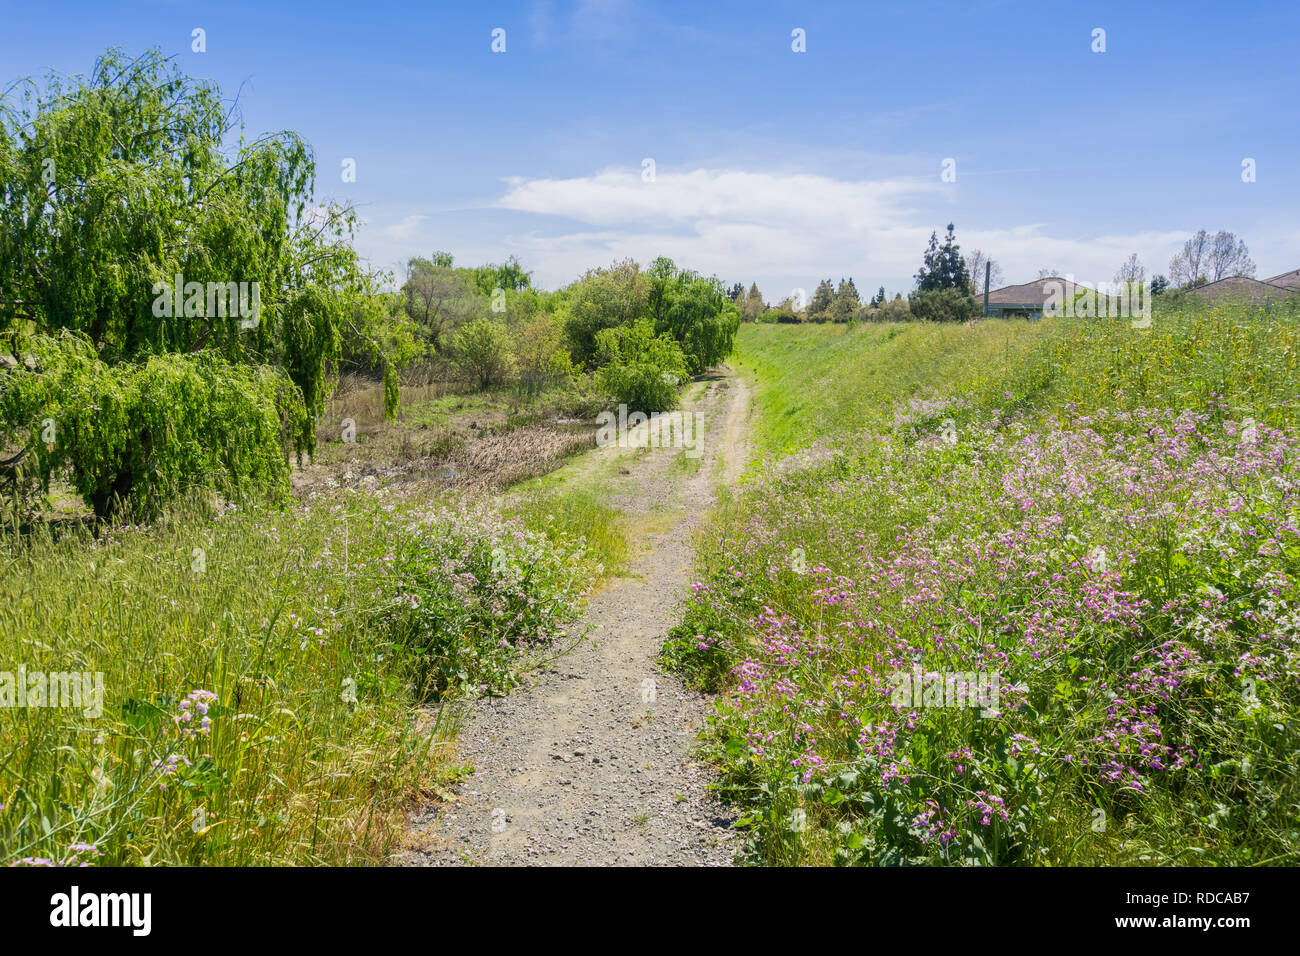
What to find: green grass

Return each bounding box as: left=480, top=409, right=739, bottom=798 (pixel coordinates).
left=733, top=321, right=1046, bottom=455
left=401, top=391, right=500, bottom=430
left=508, top=487, right=629, bottom=577
left=0, top=486, right=605, bottom=866
left=736, top=300, right=1300, bottom=456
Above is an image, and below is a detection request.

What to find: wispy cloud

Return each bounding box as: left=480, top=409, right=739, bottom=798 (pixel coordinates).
left=382, top=214, right=428, bottom=242
left=497, top=167, right=938, bottom=230
left=492, top=166, right=941, bottom=288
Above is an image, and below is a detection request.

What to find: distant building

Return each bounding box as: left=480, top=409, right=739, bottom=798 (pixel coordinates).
left=983, top=277, right=1091, bottom=319
left=1262, top=269, right=1300, bottom=294
left=1189, top=275, right=1294, bottom=304
left=983, top=269, right=1300, bottom=318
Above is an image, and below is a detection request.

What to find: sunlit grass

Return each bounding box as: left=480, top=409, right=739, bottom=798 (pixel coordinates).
left=0, top=485, right=600, bottom=866
left=736, top=300, right=1300, bottom=455
left=508, top=488, right=628, bottom=577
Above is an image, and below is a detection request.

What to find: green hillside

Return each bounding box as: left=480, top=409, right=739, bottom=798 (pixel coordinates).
left=667, top=301, right=1300, bottom=865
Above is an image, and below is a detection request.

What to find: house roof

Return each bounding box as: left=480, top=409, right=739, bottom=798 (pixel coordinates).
left=984, top=277, right=1091, bottom=307
left=983, top=270, right=1300, bottom=309
left=1264, top=268, right=1300, bottom=292
left=1190, top=276, right=1294, bottom=303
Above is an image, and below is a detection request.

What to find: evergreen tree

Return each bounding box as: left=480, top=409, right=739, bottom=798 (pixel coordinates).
left=911, top=225, right=976, bottom=322
left=915, top=224, right=970, bottom=291
left=915, top=232, right=942, bottom=291
left=942, top=225, right=971, bottom=291
left=808, top=278, right=835, bottom=318
left=740, top=282, right=765, bottom=322
left=831, top=277, right=860, bottom=322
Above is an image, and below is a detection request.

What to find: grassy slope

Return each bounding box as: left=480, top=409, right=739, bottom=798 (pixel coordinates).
left=732, top=320, right=1051, bottom=456
left=735, top=305, right=1300, bottom=456
left=668, top=303, right=1300, bottom=866
left=738, top=306, right=1300, bottom=455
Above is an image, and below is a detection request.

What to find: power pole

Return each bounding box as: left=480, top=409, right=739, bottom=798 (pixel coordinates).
left=983, top=260, right=991, bottom=317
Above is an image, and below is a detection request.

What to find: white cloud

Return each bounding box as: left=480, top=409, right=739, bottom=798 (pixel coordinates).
left=494, top=167, right=944, bottom=288
left=497, top=166, right=936, bottom=232
left=355, top=166, right=1300, bottom=295
left=382, top=214, right=428, bottom=242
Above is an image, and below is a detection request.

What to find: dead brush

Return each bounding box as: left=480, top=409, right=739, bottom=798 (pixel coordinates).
left=425, top=431, right=465, bottom=460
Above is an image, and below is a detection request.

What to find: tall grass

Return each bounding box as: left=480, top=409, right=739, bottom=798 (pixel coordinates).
left=733, top=320, right=1051, bottom=455
left=508, top=488, right=629, bottom=577
left=0, top=488, right=599, bottom=866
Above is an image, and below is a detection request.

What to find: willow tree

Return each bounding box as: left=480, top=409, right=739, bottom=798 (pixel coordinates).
left=645, top=257, right=741, bottom=375
left=0, top=49, right=402, bottom=518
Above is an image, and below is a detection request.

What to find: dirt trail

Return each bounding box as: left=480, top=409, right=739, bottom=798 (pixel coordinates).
left=398, top=368, right=750, bottom=866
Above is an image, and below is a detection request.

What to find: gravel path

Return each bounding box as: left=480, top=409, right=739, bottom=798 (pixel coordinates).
left=397, top=369, right=750, bottom=866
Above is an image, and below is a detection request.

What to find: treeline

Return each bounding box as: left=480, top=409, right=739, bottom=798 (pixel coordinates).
left=393, top=253, right=739, bottom=414
left=730, top=224, right=982, bottom=326
left=733, top=224, right=1269, bottom=328
left=730, top=280, right=914, bottom=325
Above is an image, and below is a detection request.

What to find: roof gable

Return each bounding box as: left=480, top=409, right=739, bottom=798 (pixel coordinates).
left=985, top=277, right=1092, bottom=306
left=1264, top=268, right=1300, bottom=291
left=1190, top=276, right=1294, bottom=302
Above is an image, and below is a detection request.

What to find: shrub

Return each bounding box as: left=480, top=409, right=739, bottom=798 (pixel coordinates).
left=388, top=504, right=589, bottom=698
left=451, top=318, right=513, bottom=390
left=878, top=298, right=912, bottom=322
left=592, top=319, right=690, bottom=413
left=513, top=313, right=576, bottom=397
left=561, top=259, right=651, bottom=368
left=908, top=287, right=977, bottom=322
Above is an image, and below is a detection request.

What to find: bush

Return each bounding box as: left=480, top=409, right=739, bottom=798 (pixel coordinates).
left=513, top=313, right=575, bottom=397
left=908, top=287, right=977, bottom=322
left=451, top=318, right=513, bottom=390
left=389, top=504, right=589, bottom=698
left=878, top=298, right=912, bottom=322
left=592, top=319, right=690, bottom=413
left=561, top=259, right=651, bottom=368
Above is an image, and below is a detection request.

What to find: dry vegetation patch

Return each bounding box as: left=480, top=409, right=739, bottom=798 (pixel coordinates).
left=293, top=377, right=595, bottom=497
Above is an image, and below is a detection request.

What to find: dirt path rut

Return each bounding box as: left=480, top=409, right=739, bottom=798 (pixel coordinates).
left=398, top=368, right=750, bottom=866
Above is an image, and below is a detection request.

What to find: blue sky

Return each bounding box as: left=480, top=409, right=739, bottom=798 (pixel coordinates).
left=3, top=0, right=1298, bottom=298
